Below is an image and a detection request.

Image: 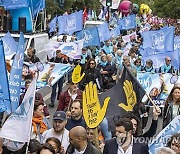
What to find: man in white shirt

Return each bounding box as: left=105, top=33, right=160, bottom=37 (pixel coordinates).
left=42, top=111, right=69, bottom=152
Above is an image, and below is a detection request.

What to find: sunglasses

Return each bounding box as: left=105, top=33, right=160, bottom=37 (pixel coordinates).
left=90, top=63, right=95, bottom=65
left=167, top=60, right=171, bottom=62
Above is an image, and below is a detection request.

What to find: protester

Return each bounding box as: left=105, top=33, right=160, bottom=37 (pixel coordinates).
left=28, top=139, right=42, bottom=154
left=24, top=47, right=40, bottom=64
left=163, top=85, right=180, bottom=128
left=42, top=111, right=69, bottom=152
left=31, top=100, right=50, bottom=142
left=66, top=126, right=102, bottom=154
left=167, top=133, right=180, bottom=153
left=102, top=40, right=113, bottom=55
left=57, top=78, right=82, bottom=111
left=97, top=54, right=115, bottom=90
left=134, top=58, right=143, bottom=72
left=65, top=99, right=86, bottom=131
left=103, top=118, right=149, bottom=154
left=37, top=143, right=55, bottom=154
left=156, top=147, right=176, bottom=154
left=46, top=137, right=65, bottom=154
left=159, top=57, right=175, bottom=74
left=49, top=49, right=69, bottom=107
left=143, top=59, right=156, bottom=73
left=80, top=58, right=103, bottom=91
left=20, top=79, right=50, bottom=118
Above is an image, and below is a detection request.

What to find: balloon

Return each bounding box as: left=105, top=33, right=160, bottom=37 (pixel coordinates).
left=132, top=3, right=139, bottom=14
left=118, top=0, right=132, bottom=16
left=140, top=3, right=150, bottom=14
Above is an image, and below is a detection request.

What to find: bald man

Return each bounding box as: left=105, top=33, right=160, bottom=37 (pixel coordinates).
left=66, top=126, right=102, bottom=154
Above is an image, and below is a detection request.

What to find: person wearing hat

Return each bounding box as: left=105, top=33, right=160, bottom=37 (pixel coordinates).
left=42, top=111, right=70, bottom=152
left=143, top=59, right=156, bottom=73
left=57, top=78, right=82, bottom=111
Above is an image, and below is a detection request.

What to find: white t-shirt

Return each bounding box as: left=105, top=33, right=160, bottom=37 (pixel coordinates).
left=42, top=128, right=69, bottom=151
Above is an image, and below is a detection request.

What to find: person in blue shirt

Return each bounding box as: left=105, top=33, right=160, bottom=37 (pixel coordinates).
left=102, top=40, right=113, bottom=55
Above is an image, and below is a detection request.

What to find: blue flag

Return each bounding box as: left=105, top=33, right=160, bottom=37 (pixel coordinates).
left=97, top=22, right=111, bottom=42
left=58, top=10, right=83, bottom=35
left=149, top=115, right=180, bottom=154
left=4, top=0, right=28, bottom=9
left=49, top=16, right=57, bottom=33
left=28, top=0, right=45, bottom=18
left=142, top=26, right=174, bottom=52
left=2, top=32, right=17, bottom=60
left=174, top=36, right=180, bottom=51
left=9, top=32, right=25, bottom=113
left=0, top=41, right=11, bottom=112
left=119, top=14, right=136, bottom=30
left=142, top=49, right=179, bottom=70
left=110, top=26, right=120, bottom=38
left=76, top=27, right=101, bottom=47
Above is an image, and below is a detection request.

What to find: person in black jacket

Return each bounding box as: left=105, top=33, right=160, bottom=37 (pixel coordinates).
left=49, top=50, right=69, bottom=107
left=66, top=126, right=102, bottom=154
left=97, top=54, right=115, bottom=90
left=24, top=47, right=40, bottom=64
left=80, top=58, right=103, bottom=91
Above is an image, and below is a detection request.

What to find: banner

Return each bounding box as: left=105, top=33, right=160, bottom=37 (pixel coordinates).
left=137, top=72, right=174, bottom=107
left=58, top=10, right=83, bottom=35
left=97, top=22, right=111, bottom=42
left=122, top=32, right=137, bottom=43
left=36, top=63, right=71, bottom=89
left=142, top=49, right=179, bottom=69
left=174, top=36, right=180, bottom=51
left=0, top=76, right=36, bottom=142
left=49, top=16, right=57, bottom=33
left=58, top=39, right=84, bottom=59
left=9, top=32, right=25, bottom=113
left=110, top=26, right=120, bottom=38
left=119, top=14, right=136, bottom=30
left=149, top=115, right=180, bottom=154
left=76, top=27, right=101, bottom=47
left=142, top=26, right=174, bottom=52
left=2, top=32, right=17, bottom=60
left=4, top=0, right=28, bottom=9
left=99, top=64, right=146, bottom=117
left=122, top=42, right=132, bottom=56
left=0, top=41, right=11, bottom=112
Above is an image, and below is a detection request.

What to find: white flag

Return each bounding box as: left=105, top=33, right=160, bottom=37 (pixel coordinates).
left=0, top=76, right=37, bottom=142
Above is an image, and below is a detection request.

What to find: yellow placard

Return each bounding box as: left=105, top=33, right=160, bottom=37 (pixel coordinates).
left=72, top=64, right=85, bottom=83
left=83, top=82, right=110, bottom=128
left=119, top=80, right=137, bottom=111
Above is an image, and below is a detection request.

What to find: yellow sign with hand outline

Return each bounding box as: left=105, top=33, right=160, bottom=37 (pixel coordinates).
left=72, top=64, right=85, bottom=83
left=83, top=82, right=110, bottom=128
left=119, top=80, right=137, bottom=111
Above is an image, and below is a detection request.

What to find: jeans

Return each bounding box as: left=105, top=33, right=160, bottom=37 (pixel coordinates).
left=51, top=76, right=64, bottom=103
left=100, top=118, right=112, bottom=141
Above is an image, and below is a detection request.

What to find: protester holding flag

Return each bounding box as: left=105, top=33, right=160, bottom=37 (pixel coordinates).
left=163, top=85, right=180, bottom=128
left=31, top=100, right=50, bottom=142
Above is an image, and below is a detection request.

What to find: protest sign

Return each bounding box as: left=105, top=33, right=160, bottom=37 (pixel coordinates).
left=149, top=115, right=180, bottom=154
left=137, top=72, right=174, bottom=107
left=83, top=82, right=109, bottom=128
left=122, top=32, right=137, bottom=43
left=72, top=65, right=85, bottom=84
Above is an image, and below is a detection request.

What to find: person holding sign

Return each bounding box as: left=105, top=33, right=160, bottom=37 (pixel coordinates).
left=163, top=85, right=180, bottom=128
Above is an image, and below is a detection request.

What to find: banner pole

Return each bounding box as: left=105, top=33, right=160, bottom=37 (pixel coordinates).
left=93, top=127, right=99, bottom=150
left=145, top=93, right=157, bottom=108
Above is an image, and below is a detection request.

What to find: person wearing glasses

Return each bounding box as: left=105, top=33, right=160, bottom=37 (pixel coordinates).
left=80, top=58, right=103, bottom=91
left=159, top=57, right=175, bottom=74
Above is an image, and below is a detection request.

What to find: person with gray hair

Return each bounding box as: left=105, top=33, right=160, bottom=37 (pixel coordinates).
left=156, top=147, right=176, bottom=154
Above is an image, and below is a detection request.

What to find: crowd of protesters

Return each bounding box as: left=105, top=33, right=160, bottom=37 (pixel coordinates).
left=0, top=10, right=180, bottom=154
